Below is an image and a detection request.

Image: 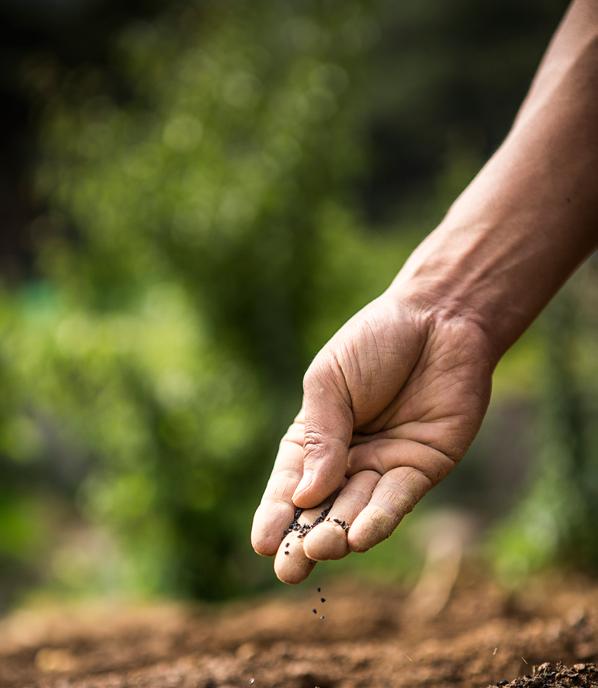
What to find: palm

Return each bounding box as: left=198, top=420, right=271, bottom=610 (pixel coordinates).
left=252, top=295, right=493, bottom=583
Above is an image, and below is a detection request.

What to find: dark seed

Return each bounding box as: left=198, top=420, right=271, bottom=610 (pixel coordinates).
left=317, top=587, right=321, bottom=592
left=321, top=597, right=326, bottom=603
left=284, top=551, right=289, bottom=555
left=312, top=609, right=317, bottom=614
left=320, top=615, right=325, bottom=620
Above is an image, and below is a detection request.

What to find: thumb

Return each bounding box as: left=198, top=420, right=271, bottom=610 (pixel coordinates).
left=292, top=354, right=353, bottom=508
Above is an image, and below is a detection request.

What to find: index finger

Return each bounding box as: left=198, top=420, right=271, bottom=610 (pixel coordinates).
left=251, top=419, right=304, bottom=556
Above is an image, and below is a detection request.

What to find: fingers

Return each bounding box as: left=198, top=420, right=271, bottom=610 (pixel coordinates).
left=274, top=498, right=335, bottom=584
left=292, top=357, right=353, bottom=508
left=251, top=423, right=304, bottom=556
left=348, top=466, right=432, bottom=552
left=303, top=470, right=379, bottom=561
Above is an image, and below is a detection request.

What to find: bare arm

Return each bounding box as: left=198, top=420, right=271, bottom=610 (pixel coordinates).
left=397, top=0, right=598, bottom=361
left=252, top=0, right=598, bottom=583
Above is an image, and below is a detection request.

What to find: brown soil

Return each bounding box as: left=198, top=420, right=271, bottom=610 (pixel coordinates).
left=491, top=662, right=598, bottom=687
left=1, top=575, right=597, bottom=688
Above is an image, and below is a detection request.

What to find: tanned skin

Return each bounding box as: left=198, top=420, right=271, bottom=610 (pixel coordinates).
left=251, top=0, right=598, bottom=583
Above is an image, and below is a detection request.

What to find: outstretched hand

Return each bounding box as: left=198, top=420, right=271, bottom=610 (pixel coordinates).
left=251, top=291, right=493, bottom=583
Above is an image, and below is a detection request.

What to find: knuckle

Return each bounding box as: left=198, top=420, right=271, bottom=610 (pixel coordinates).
left=302, top=363, right=321, bottom=393
left=303, top=427, right=327, bottom=462
left=302, top=351, right=336, bottom=393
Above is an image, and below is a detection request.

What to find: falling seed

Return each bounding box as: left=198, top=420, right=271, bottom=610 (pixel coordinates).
left=317, top=587, right=321, bottom=592
left=249, top=680, right=255, bottom=686
left=405, top=654, right=413, bottom=663
left=521, top=657, right=528, bottom=665
left=320, top=597, right=326, bottom=603
left=312, top=609, right=317, bottom=614
left=493, top=647, right=498, bottom=656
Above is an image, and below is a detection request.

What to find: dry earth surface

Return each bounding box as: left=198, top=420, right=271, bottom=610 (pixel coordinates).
left=0, top=574, right=597, bottom=687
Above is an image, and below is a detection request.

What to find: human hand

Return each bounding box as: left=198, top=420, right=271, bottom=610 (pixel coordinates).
left=251, top=290, right=493, bottom=583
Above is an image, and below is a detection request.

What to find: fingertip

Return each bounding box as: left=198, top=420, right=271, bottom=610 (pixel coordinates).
left=347, top=506, right=394, bottom=553
left=291, top=489, right=318, bottom=509
left=303, top=521, right=348, bottom=561
left=347, top=519, right=370, bottom=552
left=347, top=533, right=370, bottom=553
left=251, top=533, right=278, bottom=557
left=274, top=560, right=316, bottom=585
left=292, top=473, right=345, bottom=509
left=250, top=505, right=284, bottom=557
left=274, top=542, right=316, bottom=584
left=251, top=536, right=278, bottom=557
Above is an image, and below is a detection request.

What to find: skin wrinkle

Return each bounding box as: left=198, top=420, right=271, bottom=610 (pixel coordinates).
left=393, top=423, right=470, bottom=465
left=353, top=301, right=430, bottom=432
left=302, top=434, right=347, bottom=485
left=282, top=421, right=304, bottom=445
left=330, top=345, right=356, bottom=414
left=363, top=317, right=383, bottom=381
left=415, top=392, right=482, bottom=424
left=262, top=495, right=293, bottom=509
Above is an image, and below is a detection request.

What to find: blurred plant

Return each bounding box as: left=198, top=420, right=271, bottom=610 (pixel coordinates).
left=491, top=266, right=598, bottom=579
left=1, top=0, right=409, bottom=599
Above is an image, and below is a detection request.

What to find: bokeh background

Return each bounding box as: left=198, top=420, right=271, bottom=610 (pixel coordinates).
left=0, top=0, right=597, bottom=611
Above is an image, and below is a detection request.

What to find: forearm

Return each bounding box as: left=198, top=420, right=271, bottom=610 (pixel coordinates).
left=392, top=0, right=598, bottom=363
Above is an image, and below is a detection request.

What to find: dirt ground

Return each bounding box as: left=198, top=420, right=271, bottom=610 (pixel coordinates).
left=1, top=574, right=597, bottom=688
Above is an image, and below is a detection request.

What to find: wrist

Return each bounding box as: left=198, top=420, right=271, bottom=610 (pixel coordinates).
left=387, top=214, right=523, bottom=367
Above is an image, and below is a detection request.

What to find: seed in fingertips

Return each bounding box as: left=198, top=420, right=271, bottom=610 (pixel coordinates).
left=332, top=517, right=350, bottom=532
left=282, top=506, right=331, bottom=539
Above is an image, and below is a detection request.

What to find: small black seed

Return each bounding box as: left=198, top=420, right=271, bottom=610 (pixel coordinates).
left=284, top=551, right=289, bottom=555
left=312, top=608, right=317, bottom=614
left=317, top=587, right=321, bottom=592
left=321, top=597, right=326, bottom=603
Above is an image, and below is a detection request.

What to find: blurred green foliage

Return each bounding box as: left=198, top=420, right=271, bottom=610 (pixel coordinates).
left=2, top=0, right=410, bottom=601
left=492, top=273, right=598, bottom=578
left=0, top=0, right=595, bottom=606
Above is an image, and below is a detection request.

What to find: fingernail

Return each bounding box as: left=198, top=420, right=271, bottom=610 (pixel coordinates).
left=293, top=470, right=313, bottom=499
